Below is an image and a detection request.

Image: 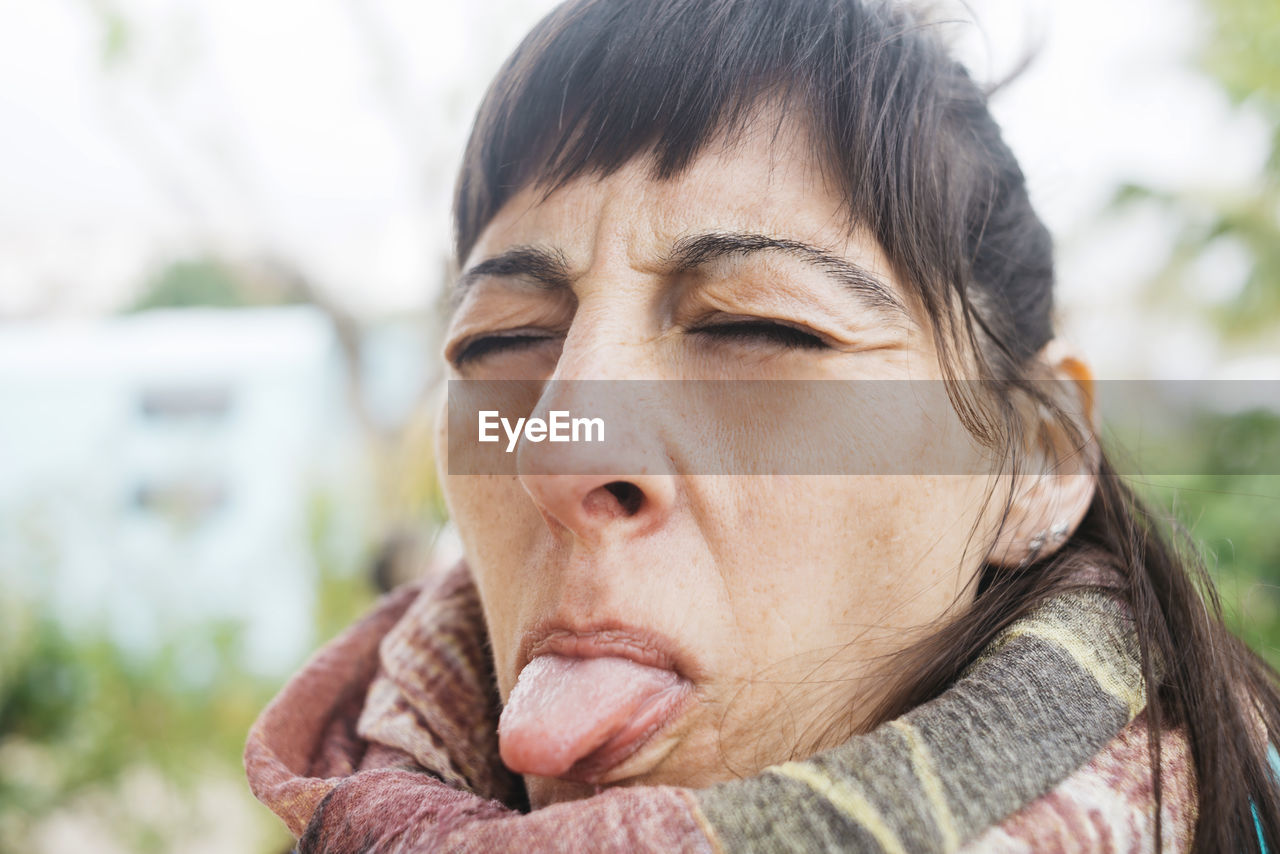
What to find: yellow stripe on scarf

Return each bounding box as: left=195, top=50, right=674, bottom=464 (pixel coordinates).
left=889, top=719, right=960, bottom=852
left=768, top=762, right=907, bottom=854
left=1005, top=620, right=1146, bottom=719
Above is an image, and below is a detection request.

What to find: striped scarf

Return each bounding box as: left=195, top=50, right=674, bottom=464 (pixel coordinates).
left=245, top=564, right=1197, bottom=852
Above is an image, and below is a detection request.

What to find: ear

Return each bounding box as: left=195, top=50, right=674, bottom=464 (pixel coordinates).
left=986, top=340, right=1099, bottom=568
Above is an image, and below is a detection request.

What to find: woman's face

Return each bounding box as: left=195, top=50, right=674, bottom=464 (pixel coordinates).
left=439, top=116, right=1004, bottom=808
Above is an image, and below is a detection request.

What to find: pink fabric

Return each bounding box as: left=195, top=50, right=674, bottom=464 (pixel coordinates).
left=962, top=712, right=1197, bottom=852
left=245, top=567, right=716, bottom=853
left=244, top=582, right=420, bottom=837
left=245, top=564, right=1197, bottom=852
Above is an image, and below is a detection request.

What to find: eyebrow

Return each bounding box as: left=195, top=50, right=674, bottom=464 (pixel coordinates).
left=668, top=232, right=907, bottom=317
left=454, top=231, right=907, bottom=318
left=455, top=246, right=572, bottom=293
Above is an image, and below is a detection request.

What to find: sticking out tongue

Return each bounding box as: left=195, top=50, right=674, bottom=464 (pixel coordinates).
left=498, top=654, right=683, bottom=779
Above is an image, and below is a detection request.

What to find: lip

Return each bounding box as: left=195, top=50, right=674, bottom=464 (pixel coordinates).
left=516, top=621, right=702, bottom=683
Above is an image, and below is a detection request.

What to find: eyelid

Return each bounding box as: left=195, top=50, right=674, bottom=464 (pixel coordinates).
left=689, top=315, right=834, bottom=348
left=446, top=328, right=561, bottom=366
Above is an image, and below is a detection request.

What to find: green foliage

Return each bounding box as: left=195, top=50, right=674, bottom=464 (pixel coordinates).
left=1202, top=0, right=1280, bottom=109
left=1109, top=0, right=1280, bottom=346
left=126, top=257, right=304, bottom=313
left=1105, top=0, right=1280, bottom=665
left=81, top=0, right=132, bottom=69
left=307, top=489, right=379, bottom=647
left=0, top=593, right=290, bottom=852
left=128, top=258, right=246, bottom=311
left=1122, top=407, right=1280, bottom=669
left=0, top=477, right=400, bottom=852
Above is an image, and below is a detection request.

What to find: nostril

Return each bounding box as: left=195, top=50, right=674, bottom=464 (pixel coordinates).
left=603, top=481, right=644, bottom=516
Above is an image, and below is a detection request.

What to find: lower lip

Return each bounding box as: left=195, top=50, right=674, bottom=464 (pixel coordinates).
left=562, top=681, right=694, bottom=783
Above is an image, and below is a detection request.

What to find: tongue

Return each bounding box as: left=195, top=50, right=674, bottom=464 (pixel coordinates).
left=498, top=654, right=680, bottom=778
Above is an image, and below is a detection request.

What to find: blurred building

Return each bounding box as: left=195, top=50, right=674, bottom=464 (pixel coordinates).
left=0, top=306, right=370, bottom=677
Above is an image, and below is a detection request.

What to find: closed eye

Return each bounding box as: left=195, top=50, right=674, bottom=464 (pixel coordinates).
left=450, top=331, right=559, bottom=366
left=690, top=319, right=829, bottom=350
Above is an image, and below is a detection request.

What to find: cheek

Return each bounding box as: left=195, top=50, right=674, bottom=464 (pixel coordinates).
left=684, top=474, right=989, bottom=758
left=727, top=475, right=987, bottom=634
left=439, top=473, right=541, bottom=688
left=835, top=475, right=989, bottom=621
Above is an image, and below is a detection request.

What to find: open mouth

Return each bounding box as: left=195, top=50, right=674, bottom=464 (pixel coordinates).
left=559, top=672, right=693, bottom=782
left=498, top=631, right=697, bottom=784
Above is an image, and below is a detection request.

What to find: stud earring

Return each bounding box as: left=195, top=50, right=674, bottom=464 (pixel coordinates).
left=1050, top=521, right=1070, bottom=544
left=1018, top=530, right=1047, bottom=569
left=1016, top=521, right=1072, bottom=569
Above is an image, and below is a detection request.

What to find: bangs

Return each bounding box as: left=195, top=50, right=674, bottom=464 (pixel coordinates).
left=452, top=0, right=1055, bottom=370
left=453, top=0, right=940, bottom=263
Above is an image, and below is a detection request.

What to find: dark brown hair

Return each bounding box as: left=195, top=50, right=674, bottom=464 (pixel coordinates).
left=452, top=0, right=1280, bottom=848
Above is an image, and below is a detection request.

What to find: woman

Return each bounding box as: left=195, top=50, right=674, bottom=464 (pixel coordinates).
left=245, top=0, right=1280, bottom=850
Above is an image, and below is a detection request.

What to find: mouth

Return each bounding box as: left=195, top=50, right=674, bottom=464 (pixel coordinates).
left=498, top=626, right=698, bottom=784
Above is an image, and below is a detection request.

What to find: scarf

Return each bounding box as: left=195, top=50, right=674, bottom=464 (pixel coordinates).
left=245, top=564, right=1197, bottom=853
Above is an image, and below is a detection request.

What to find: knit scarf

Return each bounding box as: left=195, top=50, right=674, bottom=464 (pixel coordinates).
left=245, top=564, right=1197, bottom=853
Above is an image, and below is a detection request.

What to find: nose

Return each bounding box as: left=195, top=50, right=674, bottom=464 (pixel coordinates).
left=518, top=472, right=675, bottom=542
left=514, top=318, right=676, bottom=543
left=515, top=382, right=676, bottom=541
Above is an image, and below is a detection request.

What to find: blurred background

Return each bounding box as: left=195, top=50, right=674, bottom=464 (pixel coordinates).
left=0, top=0, right=1276, bottom=850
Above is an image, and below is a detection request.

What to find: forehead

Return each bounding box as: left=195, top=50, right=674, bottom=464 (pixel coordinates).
left=462, top=112, right=881, bottom=275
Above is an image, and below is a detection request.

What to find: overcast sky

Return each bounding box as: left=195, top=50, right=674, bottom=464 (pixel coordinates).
left=0, top=0, right=1272, bottom=376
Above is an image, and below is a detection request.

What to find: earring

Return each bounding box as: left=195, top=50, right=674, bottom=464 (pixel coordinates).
left=1016, top=521, right=1071, bottom=569
left=1018, top=530, right=1047, bottom=569
left=1050, top=521, right=1070, bottom=544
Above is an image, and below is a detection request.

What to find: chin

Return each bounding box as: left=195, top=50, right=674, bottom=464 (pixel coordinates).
left=525, top=775, right=603, bottom=809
